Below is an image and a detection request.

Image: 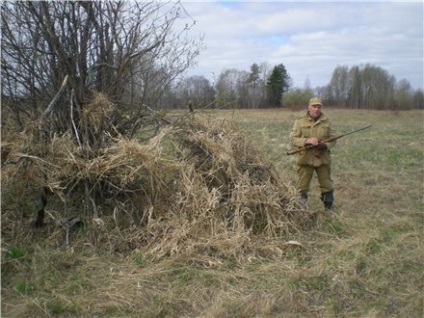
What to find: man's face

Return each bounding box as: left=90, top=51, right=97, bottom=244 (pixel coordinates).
left=308, top=104, right=322, bottom=118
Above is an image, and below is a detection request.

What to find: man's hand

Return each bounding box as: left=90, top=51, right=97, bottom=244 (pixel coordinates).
left=305, top=138, right=319, bottom=146
left=316, top=142, right=328, bottom=150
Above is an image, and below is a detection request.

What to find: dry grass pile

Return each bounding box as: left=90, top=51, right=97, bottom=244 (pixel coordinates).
left=1, top=95, right=309, bottom=262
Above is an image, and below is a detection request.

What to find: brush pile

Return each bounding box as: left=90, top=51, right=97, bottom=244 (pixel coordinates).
left=1, top=93, right=310, bottom=262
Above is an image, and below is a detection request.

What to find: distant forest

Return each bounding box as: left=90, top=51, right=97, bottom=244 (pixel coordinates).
left=177, top=62, right=423, bottom=110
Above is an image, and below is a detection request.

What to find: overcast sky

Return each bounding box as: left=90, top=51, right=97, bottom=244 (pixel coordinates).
left=177, top=1, right=423, bottom=90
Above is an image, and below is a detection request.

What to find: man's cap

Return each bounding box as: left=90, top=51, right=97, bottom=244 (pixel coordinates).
left=309, top=97, right=322, bottom=106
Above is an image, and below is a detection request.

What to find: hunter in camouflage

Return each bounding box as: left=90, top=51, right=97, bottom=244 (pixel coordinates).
left=289, top=97, right=336, bottom=212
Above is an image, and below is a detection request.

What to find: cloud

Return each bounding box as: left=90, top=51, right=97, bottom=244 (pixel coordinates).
left=180, top=1, right=423, bottom=90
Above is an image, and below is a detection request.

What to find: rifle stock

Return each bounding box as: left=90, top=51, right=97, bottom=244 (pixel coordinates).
left=286, top=125, right=371, bottom=155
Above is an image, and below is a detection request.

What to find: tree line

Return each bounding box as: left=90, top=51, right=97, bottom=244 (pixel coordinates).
left=174, top=63, right=423, bottom=110
left=317, top=64, right=423, bottom=110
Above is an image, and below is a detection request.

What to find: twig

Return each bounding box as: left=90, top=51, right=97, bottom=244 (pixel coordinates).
left=70, top=88, right=82, bottom=148
left=41, top=75, right=69, bottom=118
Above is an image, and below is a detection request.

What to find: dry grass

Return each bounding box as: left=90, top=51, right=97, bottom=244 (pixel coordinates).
left=2, top=107, right=423, bottom=317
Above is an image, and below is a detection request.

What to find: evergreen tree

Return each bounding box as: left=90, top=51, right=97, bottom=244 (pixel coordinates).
left=266, top=64, right=291, bottom=107
left=247, top=63, right=260, bottom=84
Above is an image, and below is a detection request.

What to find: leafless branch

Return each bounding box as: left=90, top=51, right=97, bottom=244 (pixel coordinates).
left=41, top=75, right=69, bottom=118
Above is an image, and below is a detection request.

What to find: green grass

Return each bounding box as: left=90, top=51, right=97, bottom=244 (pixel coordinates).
left=6, top=247, right=26, bottom=259
left=2, top=109, right=423, bottom=317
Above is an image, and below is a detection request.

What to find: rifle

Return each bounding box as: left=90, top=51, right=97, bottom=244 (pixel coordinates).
left=286, top=125, right=371, bottom=155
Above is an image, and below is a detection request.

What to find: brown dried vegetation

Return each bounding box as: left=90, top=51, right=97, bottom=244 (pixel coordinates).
left=1, top=93, right=309, bottom=263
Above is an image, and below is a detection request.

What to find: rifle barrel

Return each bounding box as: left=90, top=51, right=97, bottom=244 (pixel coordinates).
left=286, top=124, right=371, bottom=155
left=339, top=124, right=372, bottom=137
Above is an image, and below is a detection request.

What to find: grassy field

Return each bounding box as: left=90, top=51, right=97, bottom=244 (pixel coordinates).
left=2, top=108, right=423, bottom=317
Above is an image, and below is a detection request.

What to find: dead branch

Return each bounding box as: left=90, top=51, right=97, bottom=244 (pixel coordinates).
left=41, top=75, right=69, bottom=118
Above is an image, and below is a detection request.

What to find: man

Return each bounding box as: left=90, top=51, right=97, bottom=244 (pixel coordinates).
left=289, top=97, right=336, bottom=212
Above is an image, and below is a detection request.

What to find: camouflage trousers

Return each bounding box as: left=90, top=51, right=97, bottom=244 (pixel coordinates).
left=297, top=164, right=333, bottom=194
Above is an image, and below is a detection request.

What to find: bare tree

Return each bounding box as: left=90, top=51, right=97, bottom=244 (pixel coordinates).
left=412, top=90, right=424, bottom=109
left=1, top=1, right=202, bottom=134
left=347, top=66, right=363, bottom=109
left=394, top=79, right=413, bottom=109
left=1, top=0, right=203, bottom=223
left=327, top=65, right=350, bottom=107
left=215, top=69, right=246, bottom=109
left=361, top=64, right=395, bottom=109
left=171, top=75, right=215, bottom=110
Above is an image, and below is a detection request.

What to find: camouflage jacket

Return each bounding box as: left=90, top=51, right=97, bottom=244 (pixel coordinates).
left=289, top=112, right=336, bottom=166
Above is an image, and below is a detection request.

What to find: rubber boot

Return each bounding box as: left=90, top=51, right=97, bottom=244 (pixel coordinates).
left=321, top=190, right=334, bottom=212
left=300, top=192, right=308, bottom=203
